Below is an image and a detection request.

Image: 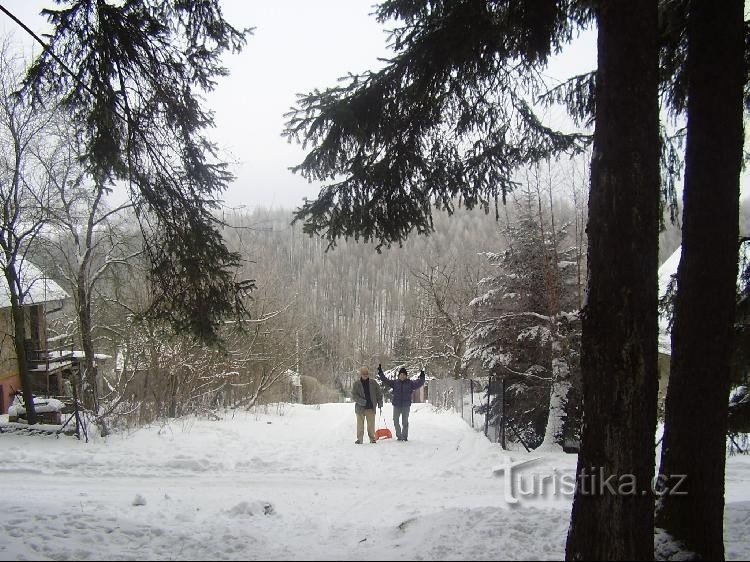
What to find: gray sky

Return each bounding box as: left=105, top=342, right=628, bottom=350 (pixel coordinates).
left=210, top=2, right=596, bottom=211
left=3, top=2, right=745, bottom=211
left=208, top=0, right=393, bottom=210
left=1, top=0, right=394, bottom=210
left=1, top=1, right=600, bottom=211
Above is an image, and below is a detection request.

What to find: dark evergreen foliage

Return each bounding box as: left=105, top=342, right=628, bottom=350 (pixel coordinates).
left=659, top=0, right=750, bottom=114
left=537, top=71, right=596, bottom=127
left=284, top=0, right=593, bottom=250
left=537, top=74, right=684, bottom=229
left=19, top=0, right=253, bottom=344
left=465, top=185, right=581, bottom=449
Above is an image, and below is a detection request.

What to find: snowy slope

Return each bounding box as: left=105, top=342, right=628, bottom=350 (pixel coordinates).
left=0, top=403, right=748, bottom=560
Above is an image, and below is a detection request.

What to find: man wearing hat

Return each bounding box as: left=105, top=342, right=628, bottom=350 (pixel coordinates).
left=378, top=364, right=426, bottom=441
left=351, top=366, right=383, bottom=444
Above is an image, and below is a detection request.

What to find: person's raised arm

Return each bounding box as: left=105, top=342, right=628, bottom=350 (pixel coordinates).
left=414, top=370, right=426, bottom=390
left=378, top=363, right=395, bottom=388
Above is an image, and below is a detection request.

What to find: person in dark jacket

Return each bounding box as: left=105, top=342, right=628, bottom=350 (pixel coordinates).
left=378, top=364, right=425, bottom=441
left=351, top=366, right=383, bottom=444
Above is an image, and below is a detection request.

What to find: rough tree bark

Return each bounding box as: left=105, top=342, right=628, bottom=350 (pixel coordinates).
left=655, top=2, right=745, bottom=560
left=566, top=0, right=660, bottom=559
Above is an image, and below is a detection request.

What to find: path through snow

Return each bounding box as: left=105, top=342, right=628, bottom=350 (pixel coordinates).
left=1, top=403, right=748, bottom=560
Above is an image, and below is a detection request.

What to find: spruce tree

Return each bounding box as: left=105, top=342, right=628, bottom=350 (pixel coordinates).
left=465, top=184, right=580, bottom=449
left=284, top=0, right=592, bottom=249
left=654, top=2, right=745, bottom=559
left=565, top=3, right=660, bottom=559
left=14, top=0, right=253, bottom=344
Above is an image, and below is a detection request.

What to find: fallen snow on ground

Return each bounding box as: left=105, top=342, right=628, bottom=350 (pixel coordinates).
left=0, top=403, right=748, bottom=560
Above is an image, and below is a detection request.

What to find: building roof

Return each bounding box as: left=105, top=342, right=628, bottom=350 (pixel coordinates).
left=658, top=242, right=750, bottom=356
left=658, top=247, right=681, bottom=357
left=0, top=260, right=68, bottom=309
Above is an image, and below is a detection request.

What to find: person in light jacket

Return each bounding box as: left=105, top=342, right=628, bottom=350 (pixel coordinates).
left=351, top=366, right=383, bottom=444
left=378, top=364, right=425, bottom=441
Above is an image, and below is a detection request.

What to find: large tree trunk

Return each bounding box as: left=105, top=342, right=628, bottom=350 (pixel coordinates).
left=539, top=357, right=570, bottom=451
left=565, top=1, right=660, bottom=560
left=77, top=278, right=109, bottom=436
left=11, top=306, right=37, bottom=425
left=77, top=280, right=98, bottom=411
left=655, top=2, right=744, bottom=560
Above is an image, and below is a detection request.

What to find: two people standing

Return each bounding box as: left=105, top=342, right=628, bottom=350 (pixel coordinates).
left=378, top=364, right=425, bottom=442
left=350, top=364, right=426, bottom=443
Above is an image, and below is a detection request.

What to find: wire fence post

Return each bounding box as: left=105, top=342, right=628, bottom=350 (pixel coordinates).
left=470, top=379, right=474, bottom=428
left=500, top=376, right=506, bottom=450
left=484, top=375, right=491, bottom=439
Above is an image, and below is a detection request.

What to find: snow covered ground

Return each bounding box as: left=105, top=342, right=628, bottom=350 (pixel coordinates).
left=1, top=403, right=749, bottom=561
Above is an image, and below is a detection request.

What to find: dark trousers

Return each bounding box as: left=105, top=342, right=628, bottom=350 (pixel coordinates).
left=393, top=405, right=411, bottom=439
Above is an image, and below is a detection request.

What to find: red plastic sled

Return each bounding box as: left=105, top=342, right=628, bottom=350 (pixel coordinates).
left=375, top=427, right=393, bottom=440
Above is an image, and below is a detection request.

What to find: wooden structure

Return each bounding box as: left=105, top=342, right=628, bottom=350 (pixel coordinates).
left=0, top=261, right=68, bottom=414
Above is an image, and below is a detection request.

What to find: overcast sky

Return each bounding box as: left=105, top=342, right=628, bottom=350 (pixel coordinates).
left=1, top=1, right=394, bottom=209
left=1, top=1, right=602, bottom=211
left=212, top=1, right=599, bottom=210
left=3, top=2, right=745, bottom=212
left=209, top=0, right=395, bottom=210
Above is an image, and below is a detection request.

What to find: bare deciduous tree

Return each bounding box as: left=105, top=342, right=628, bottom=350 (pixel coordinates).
left=0, top=42, right=61, bottom=424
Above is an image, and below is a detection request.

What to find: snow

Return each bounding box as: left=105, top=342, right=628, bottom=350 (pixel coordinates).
left=469, top=289, right=502, bottom=307
left=658, top=247, right=682, bottom=356
left=46, top=350, right=113, bottom=361
left=7, top=396, right=65, bottom=417
left=0, top=260, right=68, bottom=309
left=654, top=529, right=697, bottom=561
left=537, top=359, right=570, bottom=452
left=516, top=325, right=552, bottom=344
left=463, top=344, right=512, bottom=370
left=0, top=402, right=748, bottom=561
left=730, top=386, right=748, bottom=405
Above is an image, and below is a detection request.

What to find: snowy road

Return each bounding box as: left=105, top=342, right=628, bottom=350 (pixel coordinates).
left=1, top=403, right=749, bottom=560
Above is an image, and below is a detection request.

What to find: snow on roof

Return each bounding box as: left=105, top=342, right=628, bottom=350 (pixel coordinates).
left=657, top=243, right=748, bottom=357
left=657, top=247, right=681, bottom=356
left=46, top=350, right=112, bottom=361
left=0, top=260, right=68, bottom=309
left=658, top=247, right=681, bottom=301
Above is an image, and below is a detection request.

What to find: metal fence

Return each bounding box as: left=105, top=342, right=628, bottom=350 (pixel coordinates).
left=428, top=376, right=530, bottom=450
left=428, top=377, right=499, bottom=443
